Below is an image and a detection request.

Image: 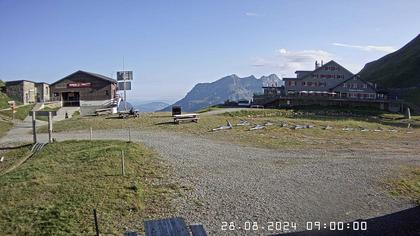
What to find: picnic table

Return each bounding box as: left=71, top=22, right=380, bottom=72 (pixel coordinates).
left=173, top=113, right=200, bottom=124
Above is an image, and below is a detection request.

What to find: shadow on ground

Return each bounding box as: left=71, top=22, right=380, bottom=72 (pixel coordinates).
left=272, top=206, right=420, bottom=236
left=154, top=121, right=177, bottom=126
left=0, top=143, right=32, bottom=150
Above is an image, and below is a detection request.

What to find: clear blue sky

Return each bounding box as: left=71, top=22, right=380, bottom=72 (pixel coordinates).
left=0, top=0, right=419, bottom=102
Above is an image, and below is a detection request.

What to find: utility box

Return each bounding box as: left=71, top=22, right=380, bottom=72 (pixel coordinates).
left=172, top=106, right=181, bottom=116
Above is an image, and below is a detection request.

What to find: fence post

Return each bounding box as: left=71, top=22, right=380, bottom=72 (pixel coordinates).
left=128, top=126, right=131, bottom=142
left=90, top=127, right=93, bottom=141
left=32, top=112, right=37, bottom=144
left=48, top=112, right=53, bottom=143
left=121, top=150, right=125, bottom=176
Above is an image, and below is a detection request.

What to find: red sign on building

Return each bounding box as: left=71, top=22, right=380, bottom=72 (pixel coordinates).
left=67, top=82, right=91, bottom=88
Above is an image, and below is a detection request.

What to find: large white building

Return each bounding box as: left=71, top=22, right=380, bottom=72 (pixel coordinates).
left=283, top=60, right=384, bottom=100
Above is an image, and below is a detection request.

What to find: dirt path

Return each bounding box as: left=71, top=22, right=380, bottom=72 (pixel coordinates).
left=1, top=128, right=418, bottom=235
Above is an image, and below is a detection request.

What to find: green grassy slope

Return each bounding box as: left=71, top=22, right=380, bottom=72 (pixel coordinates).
left=359, top=34, right=420, bottom=89
left=0, top=140, right=175, bottom=235
left=0, top=104, right=34, bottom=120
left=0, top=91, right=11, bottom=109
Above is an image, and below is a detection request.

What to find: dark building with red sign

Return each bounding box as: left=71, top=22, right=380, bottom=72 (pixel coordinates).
left=50, top=70, right=117, bottom=107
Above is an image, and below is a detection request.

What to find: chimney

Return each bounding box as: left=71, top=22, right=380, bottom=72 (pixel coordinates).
left=321, top=60, right=324, bottom=66
left=315, top=60, right=319, bottom=69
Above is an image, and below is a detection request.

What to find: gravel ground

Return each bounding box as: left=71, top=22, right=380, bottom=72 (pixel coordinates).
left=1, top=128, right=418, bottom=235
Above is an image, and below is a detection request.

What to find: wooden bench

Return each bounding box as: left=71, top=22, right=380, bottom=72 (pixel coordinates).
left=173, top=113, right=200, bottom=124
left=143, top=217, right=207, bottom=236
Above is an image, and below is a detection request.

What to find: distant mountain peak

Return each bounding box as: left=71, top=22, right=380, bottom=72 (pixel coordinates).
left=162, top=74, right=283, bottom=112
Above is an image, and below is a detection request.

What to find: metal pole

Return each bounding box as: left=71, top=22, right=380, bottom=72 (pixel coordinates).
left=121, top=150, right=125, bottom=176
left=32, top=112, right=37, bottom=144
left=124, top=78, right=127, bottom=111
left=93, top=209, right=99, bottom=236
left=123, top=57, right=127, bottom=111
left=48, top=112, right=53, bottom=143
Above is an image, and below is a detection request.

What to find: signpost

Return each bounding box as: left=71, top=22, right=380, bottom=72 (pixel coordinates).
left=117, top=81, right=131, bottom=90
left=117, top=71, right=133, bottom=111
left=116, top=71, right=133, bottom=81
left=8, top=101, right=16, bottom=120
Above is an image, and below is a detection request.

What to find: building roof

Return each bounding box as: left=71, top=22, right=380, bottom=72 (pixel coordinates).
left=5, top=80, right=37, bottom=85
left=51, top=70, right=117, bottom=86
left=288, top=60, right=355, bottom=81
left=330, top=74, right=377, bottom=91
left=35, top=82, right=50, bottom=85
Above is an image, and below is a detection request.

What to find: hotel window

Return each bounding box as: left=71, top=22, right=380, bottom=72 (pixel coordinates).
left=343, top=83, right=347, bottom=88
left=307, top=82, right=313, bottom=86
left=302, top=82, right=306, bottom=86
left=352, top=83, right=358, bottom=88
left=363, top=84, right=368, bottom=89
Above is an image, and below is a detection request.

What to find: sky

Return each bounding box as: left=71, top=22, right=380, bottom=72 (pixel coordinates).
left=0, top=0, right=419, bottom=103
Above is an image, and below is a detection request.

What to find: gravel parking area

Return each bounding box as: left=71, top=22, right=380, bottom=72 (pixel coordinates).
left=1, top=128, right=418, bottom=235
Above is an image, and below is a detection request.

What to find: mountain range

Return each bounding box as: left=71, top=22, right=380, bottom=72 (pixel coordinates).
left=162, top=74, right=282, bottom=112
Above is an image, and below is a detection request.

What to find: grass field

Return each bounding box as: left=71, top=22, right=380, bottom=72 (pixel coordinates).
left=0, top=144, right=32, bottom=174
left=38, top=108, right=420, bottom=151
left=0, top=140, right=176, bottom=235
left=387, top=166, right=420, bottom=204
left=196, top=105, right=224, bottom=113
